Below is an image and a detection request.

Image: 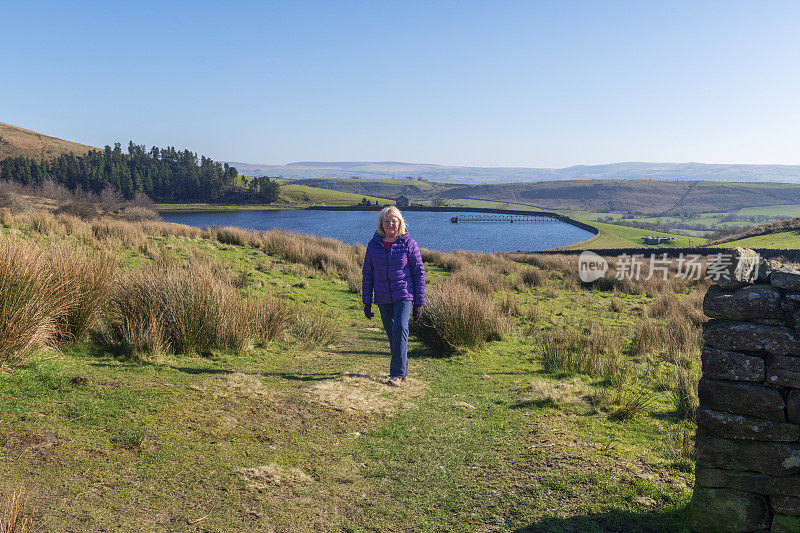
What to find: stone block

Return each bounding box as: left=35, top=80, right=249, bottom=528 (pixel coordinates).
left=698, top=378, right=786, bottom=422
left=766, top=355, right=800, bottom=389
left=703, top=284, right=782, bottom=320
left=696, top=407, right=800, bottom=441
left=690, top=487, right=770, bottom=532
left=771, top=496, right=800, bottom=516
left=696, top=432, right=800, bottom=476
left=701, top=347, right=765, bottom=382
left=696, top=466, right=800, bottom=496
left=703, top=321, right=800, bottom=356
left=707, top=248, right=762, bottom=290
left=771, top=268, right=800, bottom=291
left=772, top=514, right=800, bottom=533
left=787, top=390, right=800, bottom=425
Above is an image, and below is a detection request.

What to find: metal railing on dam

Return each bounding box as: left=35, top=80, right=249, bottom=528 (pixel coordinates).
left=449, top=214, right=558, bottom=223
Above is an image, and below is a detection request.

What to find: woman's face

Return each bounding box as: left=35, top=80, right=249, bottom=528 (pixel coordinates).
left=382, top=215, right=400, bottom=238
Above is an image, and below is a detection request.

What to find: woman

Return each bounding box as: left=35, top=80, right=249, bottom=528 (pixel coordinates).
left=362, top=206, right=425, bottom=387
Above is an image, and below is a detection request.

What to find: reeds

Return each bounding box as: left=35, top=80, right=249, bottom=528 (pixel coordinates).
left=411, top=280, right=508, bottom=353
left=94, top=263, right=293, bottom=357
left=0, top=489, right=33, bottom=533
left=537, top=322, right=623, bottom=380
left=0, top=236, right=71, bottom=363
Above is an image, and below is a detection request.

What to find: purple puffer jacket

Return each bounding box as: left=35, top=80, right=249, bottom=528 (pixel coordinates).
left=362, top=232, right=425, bottom=306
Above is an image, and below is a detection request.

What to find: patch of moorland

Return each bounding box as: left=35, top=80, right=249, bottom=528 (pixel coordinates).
left=0, top=203, right=711, bottom=531
left=0, top=122, right=96, bottom=161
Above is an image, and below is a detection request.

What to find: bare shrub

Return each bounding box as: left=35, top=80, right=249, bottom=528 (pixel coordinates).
left=99, top=185, right=123, bottom=211
left=1, top=488, right=34, bottom=533
left=121, top=206, right=158, bottom=221
left=411, top=280, right=508, bottom=353
left=53, top=202, right=99, bottom=220
left=0, top=189, right=30, bottom=214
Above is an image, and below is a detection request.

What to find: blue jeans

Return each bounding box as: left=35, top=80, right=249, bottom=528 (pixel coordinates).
left=377, top=300, right=413, bottom=378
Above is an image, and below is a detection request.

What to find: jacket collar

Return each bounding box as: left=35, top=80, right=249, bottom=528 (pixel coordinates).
left=372, top=232, right=410, bottom=244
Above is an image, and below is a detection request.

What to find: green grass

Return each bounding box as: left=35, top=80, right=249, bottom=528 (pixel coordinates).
left=157, top=184, right=393, bottom=212
left=711, top=229, right=800, bottom=248
left=278, top=184, right=391, bottom=206
left=0, top=220, right=698, bottom=531
left=567, top=219, right=704, bottom=249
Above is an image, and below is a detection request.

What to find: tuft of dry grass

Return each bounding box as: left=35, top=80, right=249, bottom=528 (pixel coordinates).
left=1, top=489, right=34, bottom=533
left=513, top=377, right=594, bottom=414
left=50, top=245, right=117, bottom=343
left=94, top=263, right=293, bottom=357
left=669, top=364, right=700, bottom=422
left=411, top=280, right=509, bottom=353
left=0, top=236, right=71, bottom=363
left=537, top=321, right=623, bottom=381
left=290, top=308, right=341, bottom=348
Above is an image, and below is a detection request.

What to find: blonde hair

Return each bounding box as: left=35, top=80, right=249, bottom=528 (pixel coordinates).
left=376, top=206, right=407, bottom=237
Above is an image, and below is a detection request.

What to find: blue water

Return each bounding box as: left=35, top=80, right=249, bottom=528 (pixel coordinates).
left=160, top=210, right=594, bottom=253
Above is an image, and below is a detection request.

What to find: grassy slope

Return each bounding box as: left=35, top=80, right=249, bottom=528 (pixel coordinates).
left=0, top=224, right=694, bottom=531
left=566, top=219, right=704, bottom=249
left=711, top=229, right=800, bottom=248
left=0, top=122, right=96, bottom=161
left=157, top=183, right=394, bottom=212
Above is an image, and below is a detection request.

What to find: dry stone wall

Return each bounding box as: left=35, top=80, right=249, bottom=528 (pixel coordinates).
left=692, top=249, right=800, bottom=532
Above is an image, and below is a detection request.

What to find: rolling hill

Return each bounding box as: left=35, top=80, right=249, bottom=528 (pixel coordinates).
left=0, top=122, right=97, bottom=161
left=227, top=160, right=800, bottom=184
left=294, top=178, right=800, bottom=216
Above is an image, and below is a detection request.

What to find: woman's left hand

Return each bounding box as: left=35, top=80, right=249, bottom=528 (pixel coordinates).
left=412, top=305, right=423, bottom=321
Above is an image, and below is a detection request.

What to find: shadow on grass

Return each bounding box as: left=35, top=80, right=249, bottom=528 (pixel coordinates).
left=514, top=504, right=689, bottom=533
left=170, top=366, right=341, bottom=381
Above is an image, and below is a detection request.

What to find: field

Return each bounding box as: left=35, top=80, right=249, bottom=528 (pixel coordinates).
left=711, top=229, right=800, bottom=249
left=0, top=205, right=708, bottom=531
left=564, top=219, right=704, bottom=249
left=157, top=183, right=393, bottom=212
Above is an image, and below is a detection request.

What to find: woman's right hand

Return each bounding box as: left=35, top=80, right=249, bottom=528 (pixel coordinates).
left=364, top=303, right=374, bottom=319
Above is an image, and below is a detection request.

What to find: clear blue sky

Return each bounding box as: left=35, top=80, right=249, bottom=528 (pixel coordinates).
left=3, top=0, right=800, bottom=167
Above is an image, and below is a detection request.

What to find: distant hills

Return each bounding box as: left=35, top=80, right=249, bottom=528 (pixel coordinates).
left=4, top=120, right=800, bottom=187
left=293, top=178, right=800, bottom=215
left=225, top=160, right=800, bottom=184
left=0, top=122, right=96, bottom=161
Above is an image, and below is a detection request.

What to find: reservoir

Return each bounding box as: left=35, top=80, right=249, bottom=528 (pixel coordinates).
left=160, top=210, right=594, bottom=253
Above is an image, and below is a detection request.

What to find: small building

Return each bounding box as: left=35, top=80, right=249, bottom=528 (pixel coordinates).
left=396, top=195, right=410, bottom=207
left=643, top=236, right=674, bottom=245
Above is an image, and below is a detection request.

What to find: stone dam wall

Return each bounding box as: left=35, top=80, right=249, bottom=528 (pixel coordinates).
left=692, top=250, right=800, bottom=532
